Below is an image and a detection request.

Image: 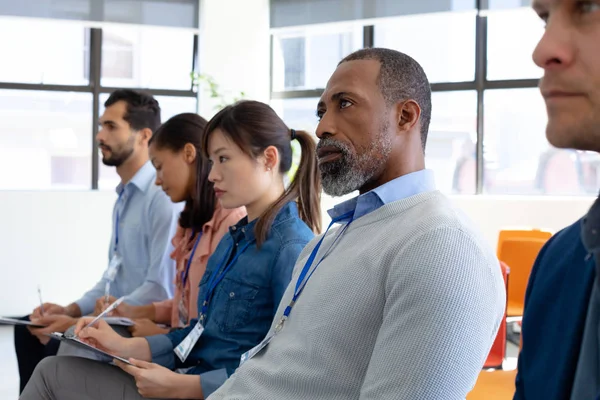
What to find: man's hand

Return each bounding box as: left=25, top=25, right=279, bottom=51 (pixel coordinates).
left=75, top=317, right=129, bottom=356
left=115, top=359, right=202, bottom=399
left=28, top=315, right=77, bottom=344
left=128, top=319, right=169, bottom=337
left=94, top=296, right=117, bottom=316
left=31, top=303, right=66, bottom=320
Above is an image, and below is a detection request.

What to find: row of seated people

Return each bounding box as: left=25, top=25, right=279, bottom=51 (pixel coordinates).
left=15, top=48, right=505, bottom=400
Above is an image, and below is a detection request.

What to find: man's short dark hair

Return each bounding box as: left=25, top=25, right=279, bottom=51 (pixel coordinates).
left=104, top=89, right=162, bottom=133
left=339, top=48, right=432, bottom=150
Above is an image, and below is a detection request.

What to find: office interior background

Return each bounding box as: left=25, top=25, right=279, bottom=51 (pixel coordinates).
left=0, top=0, right=595, bottom=385
left=1, top=0, right=595, bottom=316
left=0, top=0, right=595, bottom=397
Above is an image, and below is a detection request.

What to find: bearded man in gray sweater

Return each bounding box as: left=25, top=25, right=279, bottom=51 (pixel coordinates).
left=208, top=48, right=505, bottom=399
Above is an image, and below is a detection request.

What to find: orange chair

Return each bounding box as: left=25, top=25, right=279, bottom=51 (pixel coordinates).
left=497, top=230, right=552, bottom=317
left=483, top=261, right=509, bottom=369
left=466, top=369, right=518, bottom=400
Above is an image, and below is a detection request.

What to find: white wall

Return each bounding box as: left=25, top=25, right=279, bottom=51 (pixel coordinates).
left=450, top=195, right=594, bottom=246
left=0, top=190, right=593, bottom=316
left=197, top=0, right=271, bottom=118
left=0, top=191, right=114, bottom=316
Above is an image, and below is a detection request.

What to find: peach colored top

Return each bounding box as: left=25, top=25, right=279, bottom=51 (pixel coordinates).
left=153, top=203, right=246, bottom=327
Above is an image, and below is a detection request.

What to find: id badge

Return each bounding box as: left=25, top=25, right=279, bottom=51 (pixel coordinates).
left=177, top=297, right=189, bottom=328
left=107, top=254, right=123, bottom=281
left=239, top=331, right=275, bottom=366
left=174, top=320, right=204, bottom=362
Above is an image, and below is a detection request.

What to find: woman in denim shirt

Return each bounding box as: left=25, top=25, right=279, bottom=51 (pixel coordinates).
left=20, top=101, right=322, bottom=400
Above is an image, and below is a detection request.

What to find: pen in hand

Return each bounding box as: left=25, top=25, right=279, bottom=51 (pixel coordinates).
left=37, top=285, right=45, bottom=316
left=83, top=296, right=126, bottom=332
left=104, top=282, right=111, bottom=306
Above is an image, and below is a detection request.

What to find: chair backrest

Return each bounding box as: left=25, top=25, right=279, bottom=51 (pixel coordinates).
left=497, top=229, right=552, bottom=259
left=483, top=261, right=509, bottom=369
left=498, top=236, right=549, bottom=316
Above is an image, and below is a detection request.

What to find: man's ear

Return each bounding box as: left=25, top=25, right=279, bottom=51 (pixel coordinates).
left=396, top=100, right=421, bottom=133
left=138, top=127, right=153, bottom=145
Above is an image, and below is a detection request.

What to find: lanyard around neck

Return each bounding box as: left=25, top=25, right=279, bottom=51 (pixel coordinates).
left=199, top=240, right=252, bottom=323
left=181, top=231, right=202, bottom=289
left=277, top=210, right=354, bottom=329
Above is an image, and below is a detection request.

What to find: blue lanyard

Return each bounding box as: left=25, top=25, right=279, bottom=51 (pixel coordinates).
left=281, top=210, right=353, bottom=321
left=181, top=231, right=202, bottom=288
left=199, top=240, right=253, bottom=322
left=114, top=188, right=125, bottom=253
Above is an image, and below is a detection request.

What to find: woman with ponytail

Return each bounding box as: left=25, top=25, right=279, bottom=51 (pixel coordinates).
left=20, top=101, right=321, bottom=400
left=113, top=113, right=246, bottom=336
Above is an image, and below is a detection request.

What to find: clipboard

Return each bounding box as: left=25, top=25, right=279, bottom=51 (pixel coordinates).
left=48, top=332, right=134, bottom=366
left=0, top=317, right=46, bottom=328
left=102, top=316, right=135, bottom=327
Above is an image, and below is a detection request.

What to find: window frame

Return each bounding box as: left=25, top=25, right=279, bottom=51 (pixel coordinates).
left=269, top=0, right=544, bottom=195
left=0, top=24, right=199, bottom=190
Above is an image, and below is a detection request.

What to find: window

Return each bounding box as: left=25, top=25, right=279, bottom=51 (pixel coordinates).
left=271, top=97, right=320, bottom=134
left=374, top=11, right=477, bottom=83
left=272, top=24, right=363, bottom=92
left=101, top=26, right=195, bottom=90
left=0, top=18, right=89, bottom=85
left=97, top=95, right=198, bottom=190
left=0, top=90, right=93, bottom=190
left=428, top=91, right=478, bottom=194
left=487, top=7, right=545, bottom=80
left=483, top=89, right=600, bottom=195
left=0, top=2, right=199, bottom=192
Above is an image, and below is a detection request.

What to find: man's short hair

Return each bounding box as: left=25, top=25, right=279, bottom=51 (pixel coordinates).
left=104, top=89, right=162, bottom=133
left=339, top=48, right=432, bottom=150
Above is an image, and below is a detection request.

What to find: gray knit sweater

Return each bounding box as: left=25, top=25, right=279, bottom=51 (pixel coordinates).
left=208, top=191, right=506, bottom=400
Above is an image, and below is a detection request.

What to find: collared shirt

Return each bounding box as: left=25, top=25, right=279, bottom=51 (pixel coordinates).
left=146, top=202, right=314, bottom=398
left=327, top=169, right=436, bottom=222
left=75, top=161, right=183, bottom=315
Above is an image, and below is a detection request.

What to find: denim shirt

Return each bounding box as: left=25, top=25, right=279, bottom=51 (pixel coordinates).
left=146, top=201, right=314, bottom=397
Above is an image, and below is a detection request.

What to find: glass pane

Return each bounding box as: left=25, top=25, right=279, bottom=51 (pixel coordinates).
left=0, top=90, right=92, bottom=190
left=98, top=95, right=198, bottom=190
left=0, top=18, right=88, bottom=85
left=271, top=97, right=320, bottom=135
left=484, top=88, right=600, bottom=195
left=374, top=11, right=476, bottom=83
left=487, top=8, right=545, bottom=80
left=428, top=91, right=478, bottom=194
left=488, top=0, right=530, bottom=9
left=101, top=26, right=195, bottom=90
left=272, top=24, right=363, bottom=91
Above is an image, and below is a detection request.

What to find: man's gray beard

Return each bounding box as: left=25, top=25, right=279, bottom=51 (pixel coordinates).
left=319, top=133, right=392, bottom=197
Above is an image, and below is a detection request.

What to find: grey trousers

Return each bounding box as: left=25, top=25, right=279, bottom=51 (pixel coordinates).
left=19, top=356, right=168, bottom=400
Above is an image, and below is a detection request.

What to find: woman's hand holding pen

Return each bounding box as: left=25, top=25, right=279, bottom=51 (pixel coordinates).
left=74, top=318, right=130, bottom=357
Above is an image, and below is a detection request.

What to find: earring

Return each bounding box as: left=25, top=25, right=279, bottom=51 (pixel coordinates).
left=267, top=167, right=271, bottom=171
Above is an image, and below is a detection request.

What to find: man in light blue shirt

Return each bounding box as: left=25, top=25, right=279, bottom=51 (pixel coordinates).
left=13, top=89, right=182, bottom=393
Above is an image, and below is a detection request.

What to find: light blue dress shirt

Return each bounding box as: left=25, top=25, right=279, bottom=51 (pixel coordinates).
left=75, top=161, right=183, bottom=315
left=327, top=169, right=436, bottom=221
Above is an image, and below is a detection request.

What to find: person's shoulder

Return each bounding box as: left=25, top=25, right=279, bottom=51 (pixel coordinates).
left=144, top=184, right=181, bottom=212
left=534, top=218, right=585, bottom=271
left=271, top=215, right=314, bottom=246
